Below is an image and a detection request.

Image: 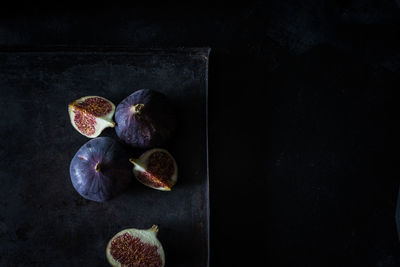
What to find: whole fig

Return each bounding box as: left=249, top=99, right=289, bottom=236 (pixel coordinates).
left=69, top=137, right=132, bottom=202
left=115, top=89, right=176, bottom=148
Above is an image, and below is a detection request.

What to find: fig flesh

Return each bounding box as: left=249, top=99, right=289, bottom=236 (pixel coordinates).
left=115, top=89, right=176, bottom=148
left=106, top=225, right=165, bottom=267
left=68, top=96, right=115, bottom=138
left=69, top=137, right=132, bottom=202
left=129, top=148, right=178, bottom=191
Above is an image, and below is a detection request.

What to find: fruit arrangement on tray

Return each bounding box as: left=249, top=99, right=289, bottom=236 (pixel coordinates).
left=68, top=89, right=176, bottom=267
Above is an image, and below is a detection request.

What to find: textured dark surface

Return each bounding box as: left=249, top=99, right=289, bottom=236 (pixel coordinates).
left=0, top=48, right=209, bottom=266
left=0, top=2, right=397, bottom=266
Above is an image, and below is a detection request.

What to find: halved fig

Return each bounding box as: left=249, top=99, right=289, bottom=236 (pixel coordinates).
left=68, top=96, right=115, bottom=138
left=106, top=225, right=165, bottom=267
left=129, top=148, right=178, bottom=191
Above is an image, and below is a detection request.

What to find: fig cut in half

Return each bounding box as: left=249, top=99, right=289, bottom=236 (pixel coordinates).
left=129, top=148, right=178, bottom=191
left=106, top=225, right=165, bottom=267
left=68, top=96, right=115, bottom=138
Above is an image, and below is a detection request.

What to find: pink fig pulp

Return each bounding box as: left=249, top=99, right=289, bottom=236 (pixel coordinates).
left=106, top=225, right=165, bottom=267
left=129, top=148, right=178, bottom=191
left=68, top=96, right=115, bottom=138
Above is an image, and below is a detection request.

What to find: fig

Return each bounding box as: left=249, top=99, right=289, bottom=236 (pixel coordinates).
left=106, top=225, right=165, bottom=267
left=68, top=96, right=115, bottom=138
left=129, top=148, right=178, bottom=191
left=115, top=89, right=176, bottom=148
left=69, top=137, right=132, bottom=202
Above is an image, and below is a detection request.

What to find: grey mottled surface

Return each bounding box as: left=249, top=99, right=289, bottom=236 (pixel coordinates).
left=0, top=48, right=209, bottom=267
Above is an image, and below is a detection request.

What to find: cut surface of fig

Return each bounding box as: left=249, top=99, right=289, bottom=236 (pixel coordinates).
left=106, top=225, right=165, bottom=267
left=69, top=137, right=132, bottom=202
left=129, top=148, right=178, bottom=191
left=68, top=96, right=115, bottom=138
left=115, top=89, right=176, bottom=148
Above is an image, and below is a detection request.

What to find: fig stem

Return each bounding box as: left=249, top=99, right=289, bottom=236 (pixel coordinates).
left=129, top=158, right=138, bottom=165
left=95, top=162, right=101, bottom=172
left=164, top=186, right=172, bottom=191
left=130, top=104, right=144, bottom=116
left=149, top=225, right=159, bottom=235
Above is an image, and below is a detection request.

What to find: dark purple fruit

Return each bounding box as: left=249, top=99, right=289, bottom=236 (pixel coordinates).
left=69, top=137, right=132, bottom=202
left=129, top=148, right=178, bottom=191
left=115, top=89, right=176, bottom=148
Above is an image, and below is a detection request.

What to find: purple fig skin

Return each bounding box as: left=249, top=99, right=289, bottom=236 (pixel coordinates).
left=69, top=137, right=132, bottom=202
left=115, top=89, right=176, bottom=148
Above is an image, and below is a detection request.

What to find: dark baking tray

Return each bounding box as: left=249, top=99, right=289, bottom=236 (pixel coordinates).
left=0, top=47, right=210, bottom=267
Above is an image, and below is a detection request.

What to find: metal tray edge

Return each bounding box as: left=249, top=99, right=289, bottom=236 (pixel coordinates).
left=0, top=45, right=211, bottom=57
left=205, top=48, right=211, bottom=267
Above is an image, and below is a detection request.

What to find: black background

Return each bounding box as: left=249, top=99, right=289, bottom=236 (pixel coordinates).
left=0, top=1, right=397, bottom=266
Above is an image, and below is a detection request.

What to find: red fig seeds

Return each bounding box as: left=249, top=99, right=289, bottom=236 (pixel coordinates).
left=76, top=97, right=113, bottom=116
left=68, top=96, right=115, bottom=138
left=73, top=111, right=97, bottom=136
left=130, top=148, right=178, bottom=191
left=110, top=233, right=162, bottom=267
